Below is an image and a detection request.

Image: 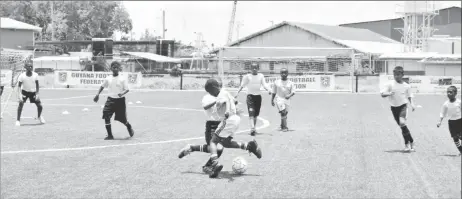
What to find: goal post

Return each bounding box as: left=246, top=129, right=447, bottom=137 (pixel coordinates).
left=215, top=46, right=357, bottom=92
left=1, top=49, right=34, bottom=118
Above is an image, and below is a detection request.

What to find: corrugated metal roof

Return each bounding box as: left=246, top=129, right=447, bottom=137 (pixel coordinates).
left=121, top=51, right=181, bottom=63
left=289, top=22, right=398, bottom=43
left=223, top=21, right=405, bottom=54
left=1, top=18, right=42, bottom=32
left=335, top=40, right=406, bottom=54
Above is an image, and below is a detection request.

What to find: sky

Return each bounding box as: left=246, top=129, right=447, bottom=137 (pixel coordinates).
left=121, top=1, right=461, bottom=48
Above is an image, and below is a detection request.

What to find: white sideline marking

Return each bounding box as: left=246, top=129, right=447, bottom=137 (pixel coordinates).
left=1, top=105, right=270, bottom=155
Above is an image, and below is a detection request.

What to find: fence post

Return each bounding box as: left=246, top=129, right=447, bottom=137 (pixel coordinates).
left=355, top=74, right=359, bottom=93
left=239, top=73, right=243, bottom=85
left=180, top=72, right=183, bottom=90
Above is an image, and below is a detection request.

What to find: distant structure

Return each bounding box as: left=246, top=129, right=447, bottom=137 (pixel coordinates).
left=340, top=6, right=461, bottom=47
left=395, top=1, right=439, bottom=52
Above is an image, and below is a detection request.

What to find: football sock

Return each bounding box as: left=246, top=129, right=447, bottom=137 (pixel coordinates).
left=125, top=122, right=132, bottom=130
left=191, top=144, right=209, bottom=153
left=453, top=139, right=462, bottom=153
left=105, top=124, right=113, bottom=137
left=37, top=104, right=43, bottom=118
left=17, top=104, right=23, bottom=121
left=401, top=126, right=412, bottom=144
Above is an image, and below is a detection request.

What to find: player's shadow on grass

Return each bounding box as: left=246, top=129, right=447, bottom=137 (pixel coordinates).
left=384, top=149, right=411, bottom=154
left=439, top=154, right=461, bottom=157
left=104, top=137, right=132, bottom=140
left=181, top=171, right=261, bottom=182
left=21, top=123, right=44, bottom=126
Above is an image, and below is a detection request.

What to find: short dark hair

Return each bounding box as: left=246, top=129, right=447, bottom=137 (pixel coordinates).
left=393, top=66, right=404, bottom=73
left=448, top=85, right=457, bottom=93
left=111, top=61, right=121, bottom=68
left=205, top=78, right=220, bottom=92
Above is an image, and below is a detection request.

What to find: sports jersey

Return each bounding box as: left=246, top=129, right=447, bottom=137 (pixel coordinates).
left=240, top=73, right=267, bottom=95
left=216, top=89, right=237, bottom=119
left=202, top=94, right=220, bottom=121
left=381, top=80, right=413, bottom=107
left=18, top=72, right=39, bottom=92
left=440, top=99, right=462, bottom=120
left=272, top=79, right=296, bottom=100
left=101, top=74, right=128, bottom=98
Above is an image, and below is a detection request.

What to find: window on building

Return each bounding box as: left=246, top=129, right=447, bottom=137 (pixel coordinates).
left=269, top=61, right=275, bottom=71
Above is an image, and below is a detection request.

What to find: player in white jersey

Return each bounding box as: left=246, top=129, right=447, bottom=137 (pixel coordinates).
left=178, top=81, right=225, bottom=173
left=380, top=66, right=416, bottom=152
left=93, top=61, right=134, bottom=140
left=271, top=68, right=295, bottom=132
left=437, top=86, right=462, bottom=155
left=204, top=78, right=262, bottom=178
left=16, top=62, right=45, bottom=126
left=235, top=63, right=272, bottom=136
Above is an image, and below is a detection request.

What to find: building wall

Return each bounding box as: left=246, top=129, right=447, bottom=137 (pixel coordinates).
left=0, top=29, right=34, bottom=50
left=218, top=24, right=354, bottom=74
left=339, top=20, right=393, bottom=39
left=341, top=7, right=462, bottom=42
left=424, top=64, right=461, bottom=76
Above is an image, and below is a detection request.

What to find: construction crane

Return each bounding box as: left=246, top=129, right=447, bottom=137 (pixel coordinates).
left=226, top=1, right=238, bottom=45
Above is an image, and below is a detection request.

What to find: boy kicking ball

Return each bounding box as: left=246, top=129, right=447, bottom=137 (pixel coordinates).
left=93, top=61, right=134, bottom=140
left=271, top=68, right=295, bottom=132
left=204, top=78, right=262, bottom=178
left=437, top=86, right=462, bottom=155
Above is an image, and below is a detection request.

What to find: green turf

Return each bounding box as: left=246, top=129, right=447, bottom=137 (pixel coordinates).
left=1, top=90, right=461, bottom=198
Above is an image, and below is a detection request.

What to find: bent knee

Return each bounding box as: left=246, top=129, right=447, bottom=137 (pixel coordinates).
left=399, top=118, right=407, bottom=126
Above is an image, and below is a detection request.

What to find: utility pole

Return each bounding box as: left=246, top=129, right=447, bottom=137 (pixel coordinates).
left=162, top=10, right=166, bottom=39
left=235, top=21, right=244, bottom=40
left=50, top=1, right=54, bottom=41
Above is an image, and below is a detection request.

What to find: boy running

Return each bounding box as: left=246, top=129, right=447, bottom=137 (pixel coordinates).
left=437, top=86, right=462, bottom=155
left=205, top=78, right=262, bottom=178
left=380, top=66, right=416, bottom=152
left=235, top=63, right=272, bottom=136
left=93, top=61, right=134, bottom=140
left=178, top=80, right=225, bottom=173
left=16, top=62, right=45, bottom=126
left=271, top=68, right=295, bottom=132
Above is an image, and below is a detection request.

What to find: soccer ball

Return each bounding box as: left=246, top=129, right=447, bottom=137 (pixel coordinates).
left=232, top=156, right=247, bottom=174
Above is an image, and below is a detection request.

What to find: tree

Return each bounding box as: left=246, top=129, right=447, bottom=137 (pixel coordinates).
left=0, top=1, right=133, bottom=41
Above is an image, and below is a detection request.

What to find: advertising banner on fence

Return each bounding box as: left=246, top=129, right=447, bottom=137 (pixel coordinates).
left=265, top=75, right=336, bottom=92
left=1, top=70, right=12, bottom=87
left=379, top=75, right=461, bottom=94
left=54, top=71, right=143, bottom=88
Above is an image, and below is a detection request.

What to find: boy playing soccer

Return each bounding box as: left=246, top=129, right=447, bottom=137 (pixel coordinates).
left=235, top=63, right=272, bottom=136
left=205, top=78, right=262, bottom=178
left=381, top=66, right=416, bottom=152
left=16, top=62, right=45, bottom=126
left=437, top=86, right=462, bottom=155
left=93, top=61, right=134, bottom=140
left=271, top=68, right=295, bottom=132
left=178, top=80, right=225, bottom=173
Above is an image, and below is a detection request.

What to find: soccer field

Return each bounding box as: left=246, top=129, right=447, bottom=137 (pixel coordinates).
left=1, top=89, right=461, bottom=198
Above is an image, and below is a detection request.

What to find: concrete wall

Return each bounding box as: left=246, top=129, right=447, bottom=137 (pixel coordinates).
left=0, top=29, right=34, bottom=50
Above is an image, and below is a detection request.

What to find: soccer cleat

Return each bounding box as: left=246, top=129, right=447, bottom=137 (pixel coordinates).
left=404, top=143, right=411, bottom=152
left=38, top=116, right=46, bottom=124
left=410, top=142, right=416, bottom=152
left=246, top=140, right=262, bottom=159
left=202, top=165, right=213, bottom=174
left=209, top=163, right=223, bottom=178
left=250, top=129, right=256, bottom=136
left=178, top=145, right=192, bottom=159
left=104, top=136, right=114, bottom=140
left=282, top=127, right=289, bottom=132
left=15, top=121, right=20, bottom=126
left=128, top=128, right=134, bottom=137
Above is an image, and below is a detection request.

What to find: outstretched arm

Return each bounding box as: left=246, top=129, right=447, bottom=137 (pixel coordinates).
left=260, top=75, right=272, bottom=93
